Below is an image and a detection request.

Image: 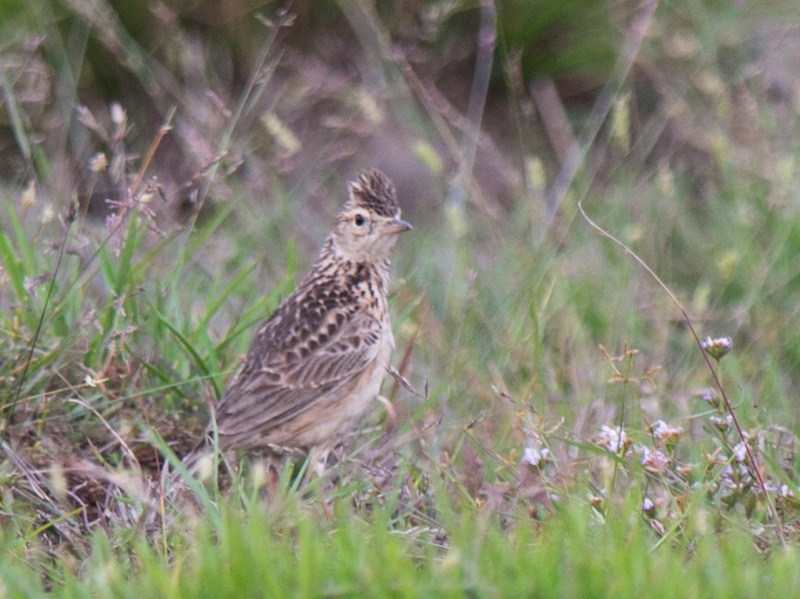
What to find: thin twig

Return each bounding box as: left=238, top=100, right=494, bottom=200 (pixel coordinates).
left=131, top=105, right=176, bottom=195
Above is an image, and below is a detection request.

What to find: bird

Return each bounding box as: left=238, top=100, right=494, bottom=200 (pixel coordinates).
left=183, top=169, right=411, bottom=477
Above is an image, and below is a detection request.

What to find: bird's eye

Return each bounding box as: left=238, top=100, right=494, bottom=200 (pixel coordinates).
left=354, top=213, right=366, bottom=227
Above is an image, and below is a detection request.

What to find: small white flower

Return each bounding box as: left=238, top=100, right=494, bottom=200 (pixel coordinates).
left=719, top=463, right=752, bottom=494
left=698, top=389, right=723, bottom=410
left=521, top=445, right=550, bottom=468
left=701, top=336, right=732, bottom=360
left=598, top=425, right=629, bottom=454
left=640, top=446, right=670, bottom=473
left=732, top=442, right=748, bottom=462
left=710, top=414, right=733, bottom=431
left=650, top=420, right=684, bottom=445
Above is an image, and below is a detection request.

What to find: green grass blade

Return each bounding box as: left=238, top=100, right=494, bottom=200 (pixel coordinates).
left=0, top=222, right=26, bottom=306
left=151, top=306, right=220, bottom=396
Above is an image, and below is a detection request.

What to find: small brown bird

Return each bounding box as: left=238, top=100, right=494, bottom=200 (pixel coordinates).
left=187, top=169, right=410, bottom=473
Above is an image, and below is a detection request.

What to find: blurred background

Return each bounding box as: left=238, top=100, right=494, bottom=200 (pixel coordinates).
left=8, top=0, right=796, bottom=218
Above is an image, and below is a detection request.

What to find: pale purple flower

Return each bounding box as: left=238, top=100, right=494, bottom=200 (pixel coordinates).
left=640, top=446, right=670, bottom=473
left=521, top=445, right=550, bottom=468
left=701, top=336, right=732, bottom=360
left=598, top=425, right=629, bottom=454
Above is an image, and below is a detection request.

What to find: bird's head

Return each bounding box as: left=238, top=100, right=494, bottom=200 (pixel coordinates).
left=332, top=169, right=412, bottom=262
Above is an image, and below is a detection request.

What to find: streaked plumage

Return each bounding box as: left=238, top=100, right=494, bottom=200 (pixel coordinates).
left=187, top=169, right=410, bottom=470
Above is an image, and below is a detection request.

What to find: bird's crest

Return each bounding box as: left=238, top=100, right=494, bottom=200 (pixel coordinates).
left=347, top=169, right=399, bottom=217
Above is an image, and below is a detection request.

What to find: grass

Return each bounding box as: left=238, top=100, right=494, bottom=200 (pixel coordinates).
left=5, top=495, right=800, bottom=598
left=2, top=0, right=800, bottom=595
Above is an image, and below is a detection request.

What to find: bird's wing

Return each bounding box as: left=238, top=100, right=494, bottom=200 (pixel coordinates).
left=214, top=305, right=384, bottom=446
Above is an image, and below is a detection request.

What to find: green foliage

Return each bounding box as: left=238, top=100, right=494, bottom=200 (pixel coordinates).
left=10, top=497, right=798, bottom=598
left=499, top=0, right=620, bottom=80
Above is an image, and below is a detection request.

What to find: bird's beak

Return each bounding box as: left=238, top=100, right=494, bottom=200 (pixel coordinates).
left=384, top=217, right=412, bottom=235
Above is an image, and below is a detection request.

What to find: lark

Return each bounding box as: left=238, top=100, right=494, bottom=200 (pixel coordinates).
left=186, top=169, right=411, bottom=474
